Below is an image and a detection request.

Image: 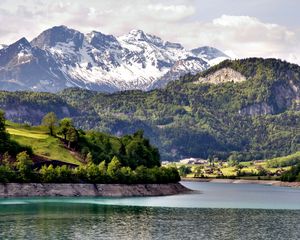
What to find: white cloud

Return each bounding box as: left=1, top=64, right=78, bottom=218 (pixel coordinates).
left=0, top=1, right=299, bottom=64
left=146, top=3, right=195, bottom=21
left=160, top=15, right=300, bottom=64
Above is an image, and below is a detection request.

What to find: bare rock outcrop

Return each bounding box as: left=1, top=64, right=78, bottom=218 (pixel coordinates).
left=196, top=68, right=246, bottom=84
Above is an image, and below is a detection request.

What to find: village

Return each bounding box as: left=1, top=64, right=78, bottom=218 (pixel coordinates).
left=163, top=157, right=288, bottom=179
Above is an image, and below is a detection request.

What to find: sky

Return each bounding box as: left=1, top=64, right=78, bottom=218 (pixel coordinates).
left=0, top=0, right=299, bottom=64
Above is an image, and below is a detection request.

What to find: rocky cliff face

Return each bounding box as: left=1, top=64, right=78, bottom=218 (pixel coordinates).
left=272, top=80, right=300, bottom=112
left=239, top=79, right=300, bottom=116
left=239, top=103, right=274, bottom=115
left=0, top=92, right=77, bottom=124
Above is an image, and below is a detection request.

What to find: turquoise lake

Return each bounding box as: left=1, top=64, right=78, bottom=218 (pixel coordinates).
left=0, top=182, right=300, bottom=239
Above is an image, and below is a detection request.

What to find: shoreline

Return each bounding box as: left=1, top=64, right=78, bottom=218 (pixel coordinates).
left=181, top=178, right=300, bottom=188
left=0, top=183, right=191, bottom=198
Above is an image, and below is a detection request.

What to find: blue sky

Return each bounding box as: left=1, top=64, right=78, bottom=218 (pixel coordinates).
left=0, top=0, right=299, bottom=63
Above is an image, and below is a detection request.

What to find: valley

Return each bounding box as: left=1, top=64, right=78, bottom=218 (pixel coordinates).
left=0, top=58, right=299, bottom=161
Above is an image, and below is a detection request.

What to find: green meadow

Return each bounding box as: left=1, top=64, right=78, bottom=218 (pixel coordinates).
left=6, top=122, right=81, bottom=165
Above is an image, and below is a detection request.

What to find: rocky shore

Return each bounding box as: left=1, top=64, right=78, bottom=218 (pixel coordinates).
left=0, top=183, right=191, bottom=198
left=181, top=178, right=300, bottom=187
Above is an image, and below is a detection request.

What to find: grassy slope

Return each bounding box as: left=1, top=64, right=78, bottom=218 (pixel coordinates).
left=266, top=151, right=300, bottom=166
left=6, top=122, right=81, bottom=165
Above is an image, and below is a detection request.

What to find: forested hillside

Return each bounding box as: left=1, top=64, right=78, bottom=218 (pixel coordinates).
left=1, top=58, right=299, bottom=161
left=1, top=113, right=181, bottom=184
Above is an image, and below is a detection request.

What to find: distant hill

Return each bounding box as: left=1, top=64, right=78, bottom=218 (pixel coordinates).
left=0, top=58, right=299, bottom=161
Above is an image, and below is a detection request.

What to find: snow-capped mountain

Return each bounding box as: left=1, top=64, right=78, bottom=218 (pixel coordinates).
left=191, top=46, right=229, bottom=66
left=0, top=26, right=229, bottom=92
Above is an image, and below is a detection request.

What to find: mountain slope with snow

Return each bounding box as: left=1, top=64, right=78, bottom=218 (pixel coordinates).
left=0, top=26, right=229, bottom=92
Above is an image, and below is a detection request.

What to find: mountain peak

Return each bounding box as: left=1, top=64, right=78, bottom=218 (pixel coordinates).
left=128, top=29, right=146, bottom=35
left=31, top=25, right=84, bottom=49
left=8, top=37, right=31, bottom=51
left=86, top=30, right=120, bottom=50
left=125, top=29, right=149, bottom=41
left=191, top=46, right=228, bottom=60
left=15, top=37, right=30, bottom=45
left=120, top=29, right=169, bottom=50
left=0, top=37, right=32, bottom=67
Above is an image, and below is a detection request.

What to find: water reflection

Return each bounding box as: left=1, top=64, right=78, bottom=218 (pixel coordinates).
left=0, top=204, right=300, bottom=240
left=1, top=182, right=300, bottom=239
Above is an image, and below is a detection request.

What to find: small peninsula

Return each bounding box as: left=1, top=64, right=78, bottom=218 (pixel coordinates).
left=0, top=111, right=188, bottom=197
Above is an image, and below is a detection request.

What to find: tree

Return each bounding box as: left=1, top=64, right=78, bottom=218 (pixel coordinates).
left=125, top=138, right=160, bottom=169
left=0, top=110, right=5, bottom=133
left=86, top=163, right=99, bottom=182
left=119, top=166, right=133, bottom=183
left=194, top=166, right=204, bottom=178
left=86, top=152, right=93, bottom=164
left=178, top=165, right=192, bottom=177
left=227, top=159, right=238, bottom=167
left=235, top=164, right=244, bottom=176
left=16, top=151, right=33, bottom=180
left=56, top=165, right=74, bottom=183
left=98, top=160, right=107, bottom=174
left=40, top=165, right=56, bottom=183
left=107, top=156, right=121, bottom=181
left=98, top=160, right=107, bottom=182
left=256, top=165, right=268, bottom=176
left=58, top=118, right=73, bottom=140
left=42, top=112, right=58, bottom=136
left=208, top=155, right=214, bottom=166
left=133, top=130, right=144, bottom=139
left=1, top=152, right=12, bottom=167
left=0, top=110, right=10, bottom=153
left=66, top=126, right=78, bottom=148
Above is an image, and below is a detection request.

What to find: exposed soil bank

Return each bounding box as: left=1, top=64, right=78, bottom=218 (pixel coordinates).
left=0, top=183, right=191, bottom=198
left=181, top=178, right=300, bottom=188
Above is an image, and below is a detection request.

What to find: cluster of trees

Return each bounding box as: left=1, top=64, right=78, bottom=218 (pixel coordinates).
left=42, top=112, right=161, bottom=169
left=0, top=151, right=179, bottom=184
left=0, top=151, right=33, bottom=182
left=281, top=164, right=300, bottom=182
left=281, top=163, right=300, bottom=182
left=42, top=112, right=78, bottom=148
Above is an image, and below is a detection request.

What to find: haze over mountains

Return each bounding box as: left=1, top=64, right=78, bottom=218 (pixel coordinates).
left=0, top=26, right=228, bottom=92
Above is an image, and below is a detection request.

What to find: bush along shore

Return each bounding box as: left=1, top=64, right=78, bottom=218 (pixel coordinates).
left=0, top=151, right=180, bottom=184
left=0, top=111, right=185, bottom=197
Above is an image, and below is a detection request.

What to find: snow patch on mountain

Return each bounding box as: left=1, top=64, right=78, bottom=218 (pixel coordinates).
left=0, top=44, right=7, bottom=50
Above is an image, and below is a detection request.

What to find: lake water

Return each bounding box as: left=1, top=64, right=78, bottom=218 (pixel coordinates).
left=0, top=182, right=300, bottom=239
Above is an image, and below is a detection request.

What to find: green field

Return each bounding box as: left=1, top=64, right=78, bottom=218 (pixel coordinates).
left=173, top=157, right=295, bottom=180
left=6, top=122, right=81, bottom=165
